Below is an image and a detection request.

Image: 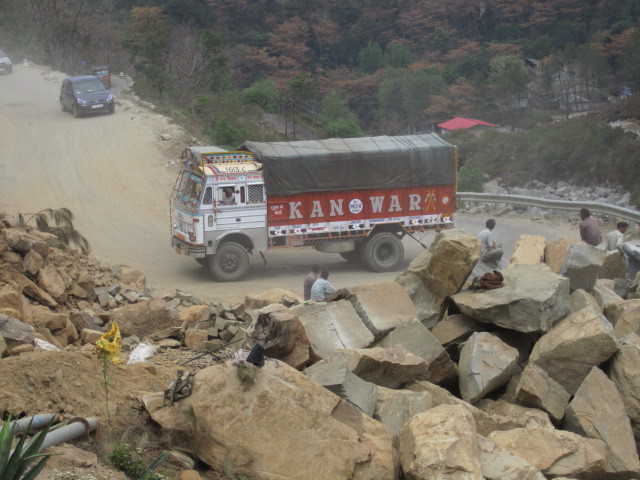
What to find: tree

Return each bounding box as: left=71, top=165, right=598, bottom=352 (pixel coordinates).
left=488, top=54, right=529, bottom=125
left=358, top=41, right=384, bottom=73
left=242, top=78, right=279, bottom=112
left=319, top=91, right=362, bottom=137
left=385, top=42, right=411, bottom=68
left=622, top=29, right=640, bottom=89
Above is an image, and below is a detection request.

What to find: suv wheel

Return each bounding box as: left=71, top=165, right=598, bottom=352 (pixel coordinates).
left=208, top=242, right=250, bottom=281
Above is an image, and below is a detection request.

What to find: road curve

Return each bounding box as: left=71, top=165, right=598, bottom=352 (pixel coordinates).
left=0, top=65, right=580, bottom=303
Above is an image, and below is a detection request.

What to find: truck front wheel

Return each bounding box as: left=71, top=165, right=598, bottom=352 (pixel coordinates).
left=361, top=232, right=404, bottom=272
left=208, top=242, right=250, bottom=281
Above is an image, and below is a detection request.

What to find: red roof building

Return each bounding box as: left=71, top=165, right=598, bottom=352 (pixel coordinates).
left=437, top=117, right=497, bottom=131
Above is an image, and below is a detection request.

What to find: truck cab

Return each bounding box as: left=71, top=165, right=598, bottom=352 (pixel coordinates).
left=171, top=147, right=267, bottom=280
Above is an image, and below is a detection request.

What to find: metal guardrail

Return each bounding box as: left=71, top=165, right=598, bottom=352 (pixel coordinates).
left=457, top=192, right=640, bottom=224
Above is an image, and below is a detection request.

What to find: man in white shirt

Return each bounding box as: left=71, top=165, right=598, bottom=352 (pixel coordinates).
left=477, top=219, right=503, bottom=266
left=607, top=222, right=629, bottom=251
left=310, top=270, right=337, bottom=302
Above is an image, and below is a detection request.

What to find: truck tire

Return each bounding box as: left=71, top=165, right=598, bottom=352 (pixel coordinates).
left=208, top=242, right=250, bottom=281
left=361, top=232, right=404, bottom=272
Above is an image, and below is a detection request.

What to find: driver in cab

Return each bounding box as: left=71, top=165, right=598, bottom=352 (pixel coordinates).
left=221, top=187, right=236, bottom=206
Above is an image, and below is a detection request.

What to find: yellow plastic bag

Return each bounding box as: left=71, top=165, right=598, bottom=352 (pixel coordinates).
left=95, top=322, right=122, bottom=364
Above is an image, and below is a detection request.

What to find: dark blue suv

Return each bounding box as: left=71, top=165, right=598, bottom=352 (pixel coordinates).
left=60, top=75, right=115, bottom=117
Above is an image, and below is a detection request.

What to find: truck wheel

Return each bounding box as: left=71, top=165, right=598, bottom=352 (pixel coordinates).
left=361, top=232, right=404, bottom=272
left=208, top=242, right=250, bottom=281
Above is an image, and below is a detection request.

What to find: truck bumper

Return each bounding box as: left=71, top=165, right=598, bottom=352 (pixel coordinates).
left=172, top=236, right=207, bottom=258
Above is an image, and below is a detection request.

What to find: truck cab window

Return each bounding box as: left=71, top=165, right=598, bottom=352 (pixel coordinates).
left=202, top=186, right=213, bottom=205
left=219, top=186, right=236, bottom=206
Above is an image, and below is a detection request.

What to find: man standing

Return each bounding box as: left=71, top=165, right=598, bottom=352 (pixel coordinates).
left=310, top=270, right=337, bottom=302
left=579, top=208, right=602, bottom=246
left=303, top=264, right=320, bottom=301
left=607, top=222, right=629, bottom=251
left=477, top=219, right=503, bottom=267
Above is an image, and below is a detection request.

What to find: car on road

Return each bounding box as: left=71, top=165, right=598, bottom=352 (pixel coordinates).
left=0, top=49, right=12, bottom=74
left=60, top=75, right=115, bottom=117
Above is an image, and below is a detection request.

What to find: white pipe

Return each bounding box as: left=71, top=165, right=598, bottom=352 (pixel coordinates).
left=11, top=414, right=57, bottom=434
left=40, top=418, right=98, bottom=450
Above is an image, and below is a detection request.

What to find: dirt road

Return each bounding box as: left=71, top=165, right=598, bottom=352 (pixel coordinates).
left=0, top=65, right=580, bottom=302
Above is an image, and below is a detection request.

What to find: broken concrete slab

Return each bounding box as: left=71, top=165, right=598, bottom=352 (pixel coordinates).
left=564, top=367, right=640, bottom=475
left=292, top=300, right=374, bottom=358
left=530, top=307, right=618, bottom=394
left=489, top=427, right=607, bottom=479
left=513, top=363, right=570, bottom=423
left=374, top=387, right=433, bottom=435
left=452, top=264, right=570, bottom=333
left=459, top=332, right=520, bottom=403
left=610, top=333, right=640, bottom=441
left=399, top=404, right=483, bottom=480
left=305, top=359, right=378, bottom=416
left=561, top=243, right=606, bottom=292
left=377, top=320, right=456, bottom=385
left=347, top=282, right=416, bottom=338
left=510, top=235, right=545, bottom=265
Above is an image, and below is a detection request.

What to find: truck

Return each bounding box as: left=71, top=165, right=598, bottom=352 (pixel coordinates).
left=170, top=134, right=458, bottom=281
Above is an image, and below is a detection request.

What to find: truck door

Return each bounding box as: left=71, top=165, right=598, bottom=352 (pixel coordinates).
left=202, top=184, right=216, bottom=233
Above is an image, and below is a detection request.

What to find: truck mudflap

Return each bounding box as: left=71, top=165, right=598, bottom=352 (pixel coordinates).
left=172, top=236, right=207, bottom=258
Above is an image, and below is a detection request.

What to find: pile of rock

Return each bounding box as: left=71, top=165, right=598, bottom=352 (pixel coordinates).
left=141, top=229, right=640, bottom=480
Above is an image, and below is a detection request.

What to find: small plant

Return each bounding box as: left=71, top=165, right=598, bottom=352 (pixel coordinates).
left=235, top=362, right=258, bottom=389
left=109, top=443, right=167, bottom=480
left=0, top=418, right=52, bottom=480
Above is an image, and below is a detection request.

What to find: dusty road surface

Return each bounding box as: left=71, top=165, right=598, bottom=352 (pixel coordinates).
left=0, top=65, right=580, bottom=303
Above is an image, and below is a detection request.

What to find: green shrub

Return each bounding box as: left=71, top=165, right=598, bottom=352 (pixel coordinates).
left=109, top=444, right=166, bottom=480
left=458, top=165, right=485, bottom=192
left=242, top=79, right=279, bottom=113
left=0, top=418, right=52, bottom=480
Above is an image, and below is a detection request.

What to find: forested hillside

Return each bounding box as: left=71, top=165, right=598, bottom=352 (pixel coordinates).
left=1, top=0, right=639, bottom=196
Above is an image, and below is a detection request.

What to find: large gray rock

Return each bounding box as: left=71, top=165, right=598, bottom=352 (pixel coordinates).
left=374, top=387, right=433, bottom=435
left=569, top=289, right=601, bottom=314
left=431, top=314, right=479, bottom=346
left=600, top=250, right=627, bottom=279
left=529, top=307, right=618, bottom=394
left=593, top=279, right=624, bottom=312
left=610, top=333, right=640, bottom=440
left=459, top=332, right=519, bottom=403
left=478, top=435, right=546, bottom=480
left=399, top=404, right=483, bottom=480
left=292, top=300, right=375, bottom=358
left=339, top=347, right=431, bottom=388
left=606, top=299, right=640, bottom=328
left=108, top=299, right=179, bottom=338
left=348, top=282, right=416, bottom=338
left=397, top=229, right=480, bottom=327
left=561, top=243, right=606, bottom=292
left=564, top=367, right=640, bottom=475
left=509, top=235, right=545, bottom=265
left=305, top=359, right=378, bottom=416
left=489, top=427, right=607, bottom=478
left=513, top=363, right=570, bottom=422
left=377, top=320, right=456, bottom=384
left=475, top=400, right=553, bottom=430
left=452, top=264, right=570, bottom=333
left=0, top=313, right=35, bottom=343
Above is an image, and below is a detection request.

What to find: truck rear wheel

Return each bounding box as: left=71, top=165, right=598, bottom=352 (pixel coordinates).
left=361, top=232, right=404, bottom=272
left=208, top=242, right=250, bottom=281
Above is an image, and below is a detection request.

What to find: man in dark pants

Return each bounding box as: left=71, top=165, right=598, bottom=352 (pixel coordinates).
left=303, top=264, right=320, bottom=301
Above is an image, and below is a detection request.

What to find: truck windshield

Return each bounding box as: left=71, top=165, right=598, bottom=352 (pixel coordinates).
left=177, top=171, right=204, bottom=209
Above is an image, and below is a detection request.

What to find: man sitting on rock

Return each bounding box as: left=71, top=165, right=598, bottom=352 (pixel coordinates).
left=477, top=219, right=503, bottom=269
left=607, top=221, right=629, bottom=251
left=310, top=270, right=337, bottom=302
left=579, top=208, right=602, bottom=247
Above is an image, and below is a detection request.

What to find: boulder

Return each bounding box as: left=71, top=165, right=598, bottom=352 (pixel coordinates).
left=5, top=271, right=57, bottom=307
left=593, top=279, right=623, bottom=311
left=606, top=299, right=640, bottom=328
left=178, top=305, right=210, bottom=329
left=513, top=363, right=570, bottom=422
left=475, top=400, right=553, bottom=430
left=529, top=307, right=618, bottom=394
left=610, top=333, right=640, bottom=441
left=600, top=250, right=627, bottom=279
left=477, top=435, right=546, bottom=480
left=561, top=243, right=606, bottom=292
left=452, top=264, right=570, bottom=333
left=374, top=387, right=433, bottom=435
left=0, top=284, right=25, bottom=321
left=80, top=328, right=103, bottom=344
left=292, top=301, right=374, bottom=358
left=38, top=264, right=66, bottom=300
left=347, top=282, right=416, bottom=338
left=108, top=299, right=179, bottom=338
left=489, top=427, right=607, bottom=478
left=459, top=332, right=520, bottom=403
left=510, top=235, right=545, bottom=265
left=569, top=289, right=601, bottom=314
left=398, top=229, right=480, bottom=327
left=431, top=314, right=479, bottom=346
left=30, top=306, right=69, bottom=331
left=184, top=329, right=209, bottom=351
left=145, top=361, right=397, bottom=480
left=3, top=228, right=48, bottom=256
left=544, top=238, right=573, bottom=273
left=0, top=313, right=35, bottom=343
left=53, top=318, right=79, bottom=346
left=377, top=320, right=456, bottom=384
left=399, top=404, right=483, bottom=480
left=23, top=249, right=44, bottom=275
left=118, top=266, right=146, bottom=291
left=245, top=288, right=302, bottom=309
left=564, top=367, right=640, bottom=475
left=612, top=301, right=640, bottom=337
